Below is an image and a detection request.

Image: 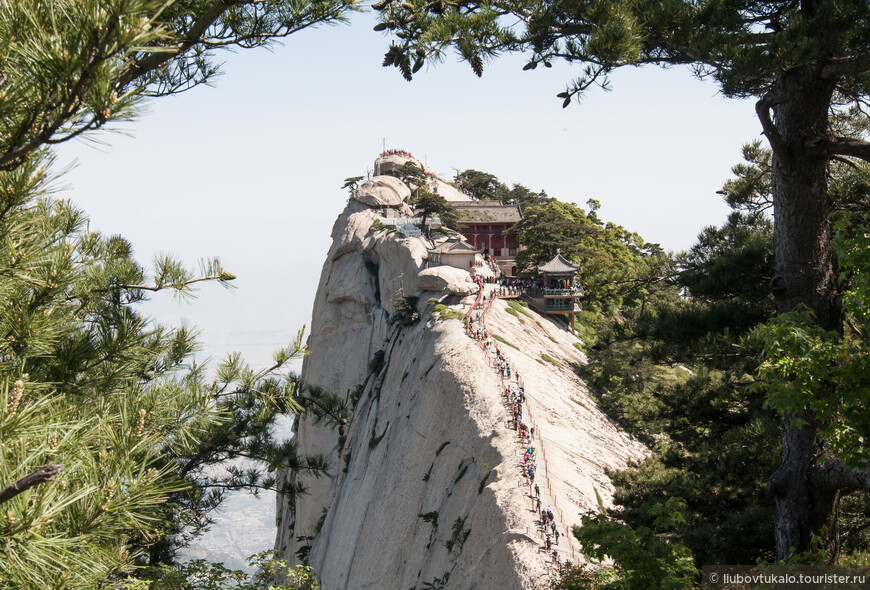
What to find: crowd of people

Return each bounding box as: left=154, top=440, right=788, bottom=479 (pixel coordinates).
left=510, top=384, right=535, bottom=481
left=379, top=148, right=416, bottom=160
left=465, top=277, right=570, bottom=573
left=474, top=269, right=581, bottom=298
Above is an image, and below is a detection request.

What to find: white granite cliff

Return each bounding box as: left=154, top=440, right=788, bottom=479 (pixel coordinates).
left=274, top=184, right=647, bottom=589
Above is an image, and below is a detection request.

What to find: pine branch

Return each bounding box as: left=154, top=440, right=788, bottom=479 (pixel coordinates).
left=0, top=464, right=63, bottom=505
left=809, top=136, right=870, bottom=163
left=810, top=459, right=870, bottom=493
left=0, top=14, right=121, bottom=170
left=118, top=0, right=237, bottom=89
left=110, top=273, right=234, bottom=293
left=756, top=95, right=793, bottom=171
left=821, top=55, right=870, bottom=79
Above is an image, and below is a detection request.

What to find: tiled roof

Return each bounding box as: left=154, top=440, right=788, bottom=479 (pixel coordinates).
left=453, top=202, right=522, bottom=223
left=538, top=251, right=579, bottom=273
left=429, top=239, right=479, bottom=254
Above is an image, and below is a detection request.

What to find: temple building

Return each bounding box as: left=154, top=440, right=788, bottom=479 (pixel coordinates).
left=368, top=150, right=525, bottom=275
left=522, top=251, right=584, bottom=330
left=427, top=237, right=480, bottom=271
left=453, top=202, right=523, bottom=275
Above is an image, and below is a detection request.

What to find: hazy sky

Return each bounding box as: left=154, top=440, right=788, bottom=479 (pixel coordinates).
left=53, top=10, right=762, bottom=370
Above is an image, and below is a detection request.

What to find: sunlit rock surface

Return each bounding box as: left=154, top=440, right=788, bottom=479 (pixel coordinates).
left=275, top=184, right=647, bottom=590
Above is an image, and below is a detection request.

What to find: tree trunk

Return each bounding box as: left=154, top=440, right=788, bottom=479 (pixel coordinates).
left=766, top=65, right=841, bottom=562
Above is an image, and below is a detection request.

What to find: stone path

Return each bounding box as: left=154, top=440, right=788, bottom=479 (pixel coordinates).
left=465, top=280, right=577, bottom=578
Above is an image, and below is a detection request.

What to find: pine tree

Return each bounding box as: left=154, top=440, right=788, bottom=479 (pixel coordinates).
left=413, top=189, right=461, bottom=238
left=0, top=152, right=325, bottom=587
left=584, top=144, right=870, bottom=566
left=511, top=198, right=663, bottom=314
left=584, top=208, right=781, bottom=565
left=0, top=0, right=355, bottom=585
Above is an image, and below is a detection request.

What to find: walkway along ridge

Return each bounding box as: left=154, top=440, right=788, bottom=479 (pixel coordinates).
left=464, top=277, right=578, bottom=578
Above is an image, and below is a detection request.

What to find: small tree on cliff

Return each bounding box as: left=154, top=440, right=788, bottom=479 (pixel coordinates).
left=413, top=188, right=461, bottom=239
left=453, top=169, right=503, bottom=201
left=384, top=161, right=460, bottom=238
left=375, top=0, right=870, bottom=561
left=385, top=161, right=428, bottom=191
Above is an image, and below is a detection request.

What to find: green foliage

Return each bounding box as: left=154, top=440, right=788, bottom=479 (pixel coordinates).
left=492, top=334, right=518, bottom=350
left=369, top=421, right=389, bottom=449
left=445, top=516, right=470, bottom=553
left=0, top=0, right=358, bottom=172
left=576, top=193, right=783, bottom=565
left=453, top=169, right=502, bottom=201
left=453, top=170, right=549, bottom=207
left=507, top=300, right=532, bottom=318
left=350, top=382, right=366, bottom=406
left=368, top=349, right=386, bottom=375
left=718, top=141, right=772, bottom=214
left=296, top=385, right=352, bottom=443
left=677, top=211, right=774, bottom=312
left=390, top=296, right=420, bottom=327
left=432, top=304, right=464, bottom=321
left=373, top=0, right=870, bottom=111
left=549, top=564, right=615, bottom=590
left=313, top=508, right=328, bottom=536
left=453, top=462, right=469, bottom=484
left=759, top=308, right=870, bottom=466
left=591, top=153, right=870, bottom=565
left=840, top=492, right=870, bottom=560
left=0, top=160, right=317, bottom=586
left=504, top=306, right=523, bottom=323
left=0, top=0, right=361, bottom=583
left=757, top=185, right=870, bottom=467
left=456, top=168, right=666, bottom=313
left=413, top=189, right=462, bottom=238
left=594, top=486, right=606, bottom=515
left=511, top=198, right=663, bottom=313
left=418, top=511, right=439, bottom=527
left=375, top=0, right=870, bottom=559
left=384, top=161, right=427, bottom=188
left=343, top=176, right=365, bottom=198
left=540, top=353, right=561, bottom=367
left=574, top=498, right=698, bottom=590
left=127, top=550, right=320, bottom=589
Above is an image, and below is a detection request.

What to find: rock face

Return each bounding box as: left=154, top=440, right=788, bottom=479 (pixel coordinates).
left=417, top=266, right=478, bottom=295
left=352, top=175, right=412, bottom=207
left=275, top=196, right=647, bottom=589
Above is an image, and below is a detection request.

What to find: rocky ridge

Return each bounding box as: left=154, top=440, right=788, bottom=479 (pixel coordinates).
left=274, top=168, right=647, bottom=589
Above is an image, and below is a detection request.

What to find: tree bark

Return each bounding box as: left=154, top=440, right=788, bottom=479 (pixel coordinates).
left=764, top=64, right=841, bottom=562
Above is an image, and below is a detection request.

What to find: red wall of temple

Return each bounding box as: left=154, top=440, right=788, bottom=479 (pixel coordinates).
left=460, top=223, right=519, bottom=252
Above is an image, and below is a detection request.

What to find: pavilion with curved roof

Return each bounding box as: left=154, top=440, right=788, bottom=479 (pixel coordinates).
left=522, top=251, right=584, bottom=330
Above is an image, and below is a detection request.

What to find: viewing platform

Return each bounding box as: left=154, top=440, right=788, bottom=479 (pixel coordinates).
left=520, top=251, right=584, bottom=330
left=523, top=288, right=583, bottom=298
